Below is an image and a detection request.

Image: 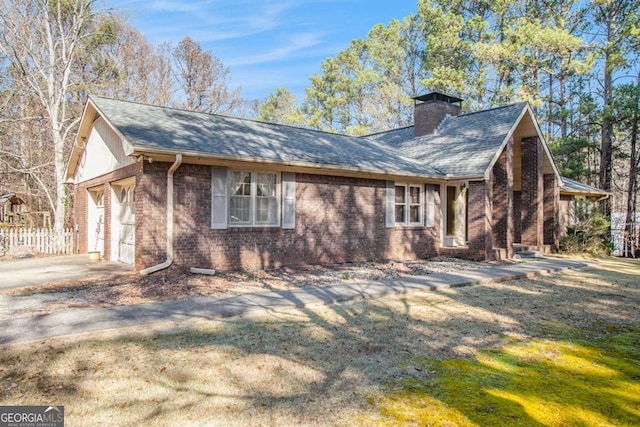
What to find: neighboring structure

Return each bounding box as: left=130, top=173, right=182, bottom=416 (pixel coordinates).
left=65, top=93, right=606, bottom=271
left=0, top=193, right=26, bottom=225
left=611, top=213, right=640, bottom=257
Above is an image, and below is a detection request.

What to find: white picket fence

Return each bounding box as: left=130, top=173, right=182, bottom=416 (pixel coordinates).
left=0, top=227, right=74, bottom=255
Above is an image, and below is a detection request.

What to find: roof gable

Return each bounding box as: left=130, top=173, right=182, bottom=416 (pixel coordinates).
left=397, top=103, right=528, bottom=178
left=74, top=116, right=135, bottom=183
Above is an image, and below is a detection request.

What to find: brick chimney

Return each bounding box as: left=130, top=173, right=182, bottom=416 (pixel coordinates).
left=413, top=92, right=463, bottom=137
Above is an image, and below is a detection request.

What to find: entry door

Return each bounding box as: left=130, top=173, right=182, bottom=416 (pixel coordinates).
left=444, top=184, right=467, bottom=247
left=118, top=185, right=135, bottom=264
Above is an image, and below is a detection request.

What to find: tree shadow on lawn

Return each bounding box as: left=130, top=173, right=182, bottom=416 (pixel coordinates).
left=376, top=328, right=640, bottom=426
left=0, top=264, right=639, bottom=426
left=373, top=262, right=640, bottom=427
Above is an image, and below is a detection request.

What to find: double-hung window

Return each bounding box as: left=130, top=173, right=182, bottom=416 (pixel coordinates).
left=229, top=170, right=279, bottom=226
left=394, top=184, right=423, bottom=225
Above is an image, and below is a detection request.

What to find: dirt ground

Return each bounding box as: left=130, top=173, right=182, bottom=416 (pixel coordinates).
left=1, top=257, right=498, bottom=318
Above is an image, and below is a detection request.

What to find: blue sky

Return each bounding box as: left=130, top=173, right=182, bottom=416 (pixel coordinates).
left=103, top=0, right=418, bottom=102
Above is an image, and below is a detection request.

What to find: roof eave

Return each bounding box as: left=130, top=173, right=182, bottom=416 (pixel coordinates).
left=130, top=145, right=447, bottom=181
left=64, top=98, right=94, bottom=182
left=560, top=189, right=610, bottom=198
left=443, top=174, right=485, bottom=181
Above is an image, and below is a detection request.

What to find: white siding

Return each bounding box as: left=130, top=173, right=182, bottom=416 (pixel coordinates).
left=76, top=117, right=134, bottom=183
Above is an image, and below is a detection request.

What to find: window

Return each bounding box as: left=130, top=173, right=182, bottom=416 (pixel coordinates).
left=409, top=186, right=421, bottom=223
left=395, top=184, right=422, bottom=225
left=255, top=173, right=278, bottom=223
left=229, top=170, right=279, bottom=226
left=212, top=167, right=294, bottom=230
left=229, top=171, right=251, bottom=223
left=395, top=185, right=406, bottom=223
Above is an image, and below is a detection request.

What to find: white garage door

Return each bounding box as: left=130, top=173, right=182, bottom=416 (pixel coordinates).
left=117, top=185, right=135, bottom=265
left=88, top=190, right=105, bottom=256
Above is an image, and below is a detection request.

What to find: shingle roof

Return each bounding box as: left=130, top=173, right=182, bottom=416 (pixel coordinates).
left=0, top=193, right=22, bottom=204
left=90, top=96, right=441, bottom=178
left=561, top=177, right=609, bottom=196
left=396, top=103, right=528, bottom=177
left=365, top=126, right=415, bottom=147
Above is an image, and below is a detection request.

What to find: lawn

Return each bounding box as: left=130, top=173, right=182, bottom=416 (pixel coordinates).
left=1, top=257, right=638, bottom=426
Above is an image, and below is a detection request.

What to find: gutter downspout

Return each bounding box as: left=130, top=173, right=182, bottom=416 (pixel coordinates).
left=140, top=154, right=183, bottom=275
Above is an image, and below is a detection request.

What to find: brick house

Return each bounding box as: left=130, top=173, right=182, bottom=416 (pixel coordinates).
left=65, top=93, right=606, bottom=272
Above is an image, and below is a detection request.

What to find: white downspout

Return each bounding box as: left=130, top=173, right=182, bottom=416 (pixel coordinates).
left=140, top=154, right=183, bottom=275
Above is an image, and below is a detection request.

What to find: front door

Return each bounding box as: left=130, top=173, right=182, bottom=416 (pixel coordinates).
left=444, top=184, right=467, bottom=246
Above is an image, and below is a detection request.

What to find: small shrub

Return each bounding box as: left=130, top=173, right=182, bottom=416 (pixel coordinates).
left=560, top=211, right=613, bottom=255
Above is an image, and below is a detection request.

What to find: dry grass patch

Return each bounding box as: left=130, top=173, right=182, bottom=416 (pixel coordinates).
left=2, top=257, right=495, bottom=316
left=0, top=257, right=638, bottom=426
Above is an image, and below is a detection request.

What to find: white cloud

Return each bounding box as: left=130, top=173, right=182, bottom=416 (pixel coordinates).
left=107, top=0, right=349, bottom=44
left=227, top=33, right=326, bottom=66
left=146, top=1, right=206, bottom=13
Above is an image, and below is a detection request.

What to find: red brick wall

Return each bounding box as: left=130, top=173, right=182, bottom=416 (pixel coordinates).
left=521, top=136, right=544, bottom=247
left=73, top=162, right=142, bottom=259
left=414, top=101, right=462, bottom=137
left=543, top=173, right=560, bottom=250
left=142, top=163, right=441, bottom=271
left=492, top=137, right=514, bottom=256
left=514, top=192, right=522, bottom=243
left=467, top=180, right=494, bottom=260
left=136, top=161, right=171, bottom=270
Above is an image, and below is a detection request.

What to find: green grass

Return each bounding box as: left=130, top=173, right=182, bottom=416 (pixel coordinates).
left=368, top=254, right=640, bottom=427
left=373, top=326, right=640, bottom=426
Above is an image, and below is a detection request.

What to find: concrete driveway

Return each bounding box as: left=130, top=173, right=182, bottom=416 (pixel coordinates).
left=0, top=255, right=135, bottom=291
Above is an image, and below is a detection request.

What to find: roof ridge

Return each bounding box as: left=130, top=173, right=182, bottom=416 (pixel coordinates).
left=90, top=94, right=364, bottom=141
left=454, top=101, right=528, bottom=118
left=362, top=125, right=414, bottom=138
left=89, top=95, right=442, bottom=175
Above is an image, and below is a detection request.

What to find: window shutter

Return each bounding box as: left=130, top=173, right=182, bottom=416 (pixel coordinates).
left=282, top=172, right=296, bottom=229
left=211, top=166, right=228, bottom=229
left=426, top=184, right=435, bottom=228
left=385, top=180, right=395, bottom=228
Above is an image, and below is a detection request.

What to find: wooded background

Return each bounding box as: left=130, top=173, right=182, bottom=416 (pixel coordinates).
left=1, top=0, right=638, bottom=254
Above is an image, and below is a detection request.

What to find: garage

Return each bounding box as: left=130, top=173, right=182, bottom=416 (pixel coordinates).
left=87, top=188, right=105, bottom=256
left=111, top=178, right=135, bottom=265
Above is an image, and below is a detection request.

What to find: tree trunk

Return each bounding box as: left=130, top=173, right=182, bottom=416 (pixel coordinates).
left=599, top=18, right=614, bottom=218
left=623, top=76, right=639, bottom=257
left=559, top=69, right=567, bottom=140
